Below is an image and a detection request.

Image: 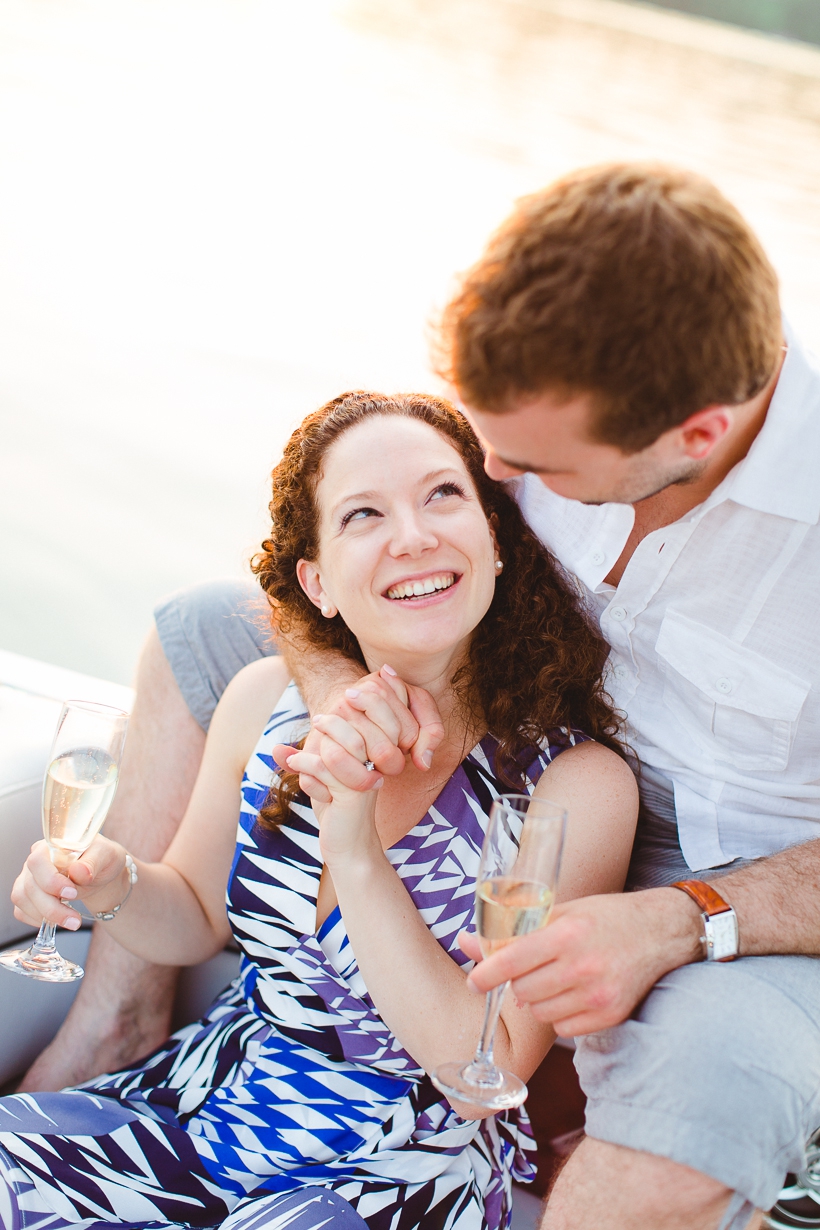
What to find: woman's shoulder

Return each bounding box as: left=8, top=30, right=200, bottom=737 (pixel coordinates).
left=208, top=656, right=296, bottom=776
left=536, top=737, right=638, bottom=804
left=521, top=729, right=634, bottom=795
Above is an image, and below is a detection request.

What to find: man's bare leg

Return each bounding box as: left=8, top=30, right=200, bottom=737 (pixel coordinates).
left=544, top=1137, right=763, bottom=1230
left=20, top=627, right=206, bottom=1091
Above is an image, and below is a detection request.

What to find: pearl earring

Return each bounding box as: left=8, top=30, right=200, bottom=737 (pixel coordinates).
left=494, top=559, right=504, bottom=573
left=321, top=604, right=332, bottom=617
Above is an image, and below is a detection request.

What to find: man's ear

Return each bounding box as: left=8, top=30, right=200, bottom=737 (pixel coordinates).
left=296, top=559, right=324, bottom=608
left=677, top=406, right=735, bottom=461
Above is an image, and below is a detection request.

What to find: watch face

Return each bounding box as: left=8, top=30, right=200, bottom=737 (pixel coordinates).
left=706, top=910, right=738, bottom=961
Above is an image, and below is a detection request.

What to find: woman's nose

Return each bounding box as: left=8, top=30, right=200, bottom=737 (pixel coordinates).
left=388, top=511, right=438, bottom=556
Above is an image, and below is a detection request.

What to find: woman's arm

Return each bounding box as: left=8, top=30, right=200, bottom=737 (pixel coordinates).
left=536, top=740, right=639, bottom=903
left=285, top=719, right=637, bottom=1116
left=13, top=657, right=292, bottom=966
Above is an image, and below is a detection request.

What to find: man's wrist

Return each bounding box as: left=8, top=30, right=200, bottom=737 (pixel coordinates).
left=637, top=887, right=706, bottom=974
left=294, top=659, right=361, bottom=717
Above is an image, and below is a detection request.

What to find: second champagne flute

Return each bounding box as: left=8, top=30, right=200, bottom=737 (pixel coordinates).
left=432, top=794, right=567, bottom=1111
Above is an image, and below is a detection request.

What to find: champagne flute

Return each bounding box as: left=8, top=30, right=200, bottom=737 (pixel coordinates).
left=432, top=794, right=567, bottom=1111
left=0, top=699, right=128, bottom=983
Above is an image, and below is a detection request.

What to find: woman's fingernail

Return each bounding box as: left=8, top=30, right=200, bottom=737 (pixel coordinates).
left=345, top=688, right=360, bottom=699
left=64, top=916, right=80, bottom=930
left=381, top=663, right=397, bottom=677
left=61, top=886, right=77, bottom=899
left=422, top=750, right=433, bottom=768
left=313, top=714, right=326, bottom=723
left=465, top=977, right=480, bottom=995
left=372, top=777, right=384, bottom=789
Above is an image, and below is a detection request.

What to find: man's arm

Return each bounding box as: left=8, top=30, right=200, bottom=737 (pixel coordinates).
left=464, top=836, right=820, bottom=1037
left=714, top=835, right=820, bottom=954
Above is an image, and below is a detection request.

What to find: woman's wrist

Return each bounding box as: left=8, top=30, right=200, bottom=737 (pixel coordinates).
left=77, top=854, right=134, bottom=917
left=323, top=842, right=388, bottom=884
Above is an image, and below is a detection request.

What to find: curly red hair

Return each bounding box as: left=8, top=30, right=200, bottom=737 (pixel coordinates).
left=251, top=391, right=623, bottom=826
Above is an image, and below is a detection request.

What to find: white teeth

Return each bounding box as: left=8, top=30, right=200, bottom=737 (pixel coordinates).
left=386, top=573, right=456, bottom=600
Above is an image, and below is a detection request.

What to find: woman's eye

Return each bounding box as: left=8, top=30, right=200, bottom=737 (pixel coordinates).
left=428, top=482, right=465, bottom=502
left=340, top=506, right=380, bottom=528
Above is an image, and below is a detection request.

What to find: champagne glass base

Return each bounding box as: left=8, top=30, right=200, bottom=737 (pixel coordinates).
left=431, top=1060, right=527, bottom=1111
left=0, top=944, right=84, bottom=983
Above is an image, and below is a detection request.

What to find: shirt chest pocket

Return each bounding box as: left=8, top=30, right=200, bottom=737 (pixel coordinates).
left=655, top=610, right=810, bottom=772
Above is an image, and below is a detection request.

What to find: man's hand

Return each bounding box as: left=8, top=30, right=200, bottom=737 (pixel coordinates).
left=285, top=666, right=445, bottom=803
left=461, top=889, right=703, bottom=1036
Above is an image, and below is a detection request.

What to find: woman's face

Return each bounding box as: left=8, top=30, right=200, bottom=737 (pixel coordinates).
left=297, top=416, right=499, bottom=674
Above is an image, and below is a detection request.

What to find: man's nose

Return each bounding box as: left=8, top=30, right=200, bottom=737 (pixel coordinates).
left=484, top=449, right=522, bottom=481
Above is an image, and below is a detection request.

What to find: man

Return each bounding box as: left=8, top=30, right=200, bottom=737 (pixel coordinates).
left=23, top=164, right=820, bottom=1230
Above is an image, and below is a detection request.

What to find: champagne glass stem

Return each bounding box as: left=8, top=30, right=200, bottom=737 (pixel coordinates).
left=464, top=982, right=510, bottom=1086
left=30, top=920, right=58, bottom=957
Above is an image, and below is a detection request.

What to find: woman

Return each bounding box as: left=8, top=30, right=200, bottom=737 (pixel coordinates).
left=4, top=392, right=637, bottom=1230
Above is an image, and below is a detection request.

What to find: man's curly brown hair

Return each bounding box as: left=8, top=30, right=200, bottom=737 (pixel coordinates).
left=251, top=391, right=624, bottom=826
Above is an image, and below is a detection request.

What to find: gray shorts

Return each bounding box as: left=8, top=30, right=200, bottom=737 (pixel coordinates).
left=154, top=578, right=275, bottom=731
left=155, top=579, right=820, bottom=1222
left=576, top=954, right=820, bottom=1222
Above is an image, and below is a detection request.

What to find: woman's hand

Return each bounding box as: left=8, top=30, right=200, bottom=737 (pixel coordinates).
left=273, top=666, right=419, bottom=866
left=11, top=836, right=129, bottom=932
left=289, top=666, right=444, bottom=804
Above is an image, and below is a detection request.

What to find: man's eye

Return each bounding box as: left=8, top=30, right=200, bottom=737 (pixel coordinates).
left=340, top=506, right=380, bottom=527
left=428, top=482, right=465, bottom=502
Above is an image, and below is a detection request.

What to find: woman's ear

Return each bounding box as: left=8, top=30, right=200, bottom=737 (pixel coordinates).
left=488, top=512, right=502, bottom=561
left=296, top=559, right=337, bottom=618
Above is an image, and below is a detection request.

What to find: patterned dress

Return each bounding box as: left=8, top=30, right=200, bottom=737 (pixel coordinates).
left=0, top=683, right=585, bottom=1230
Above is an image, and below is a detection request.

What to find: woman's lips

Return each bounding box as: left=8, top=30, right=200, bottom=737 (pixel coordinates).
left=383, top=572, right=462, bottom=605
left=386, top=571, right=457, bottom=601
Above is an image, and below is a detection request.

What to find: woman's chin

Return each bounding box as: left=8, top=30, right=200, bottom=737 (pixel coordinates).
left=363, top=623, right=474, bottom=671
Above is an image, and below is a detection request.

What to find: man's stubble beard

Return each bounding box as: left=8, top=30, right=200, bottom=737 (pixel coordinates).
left=581, top=454, right=707, bottom=507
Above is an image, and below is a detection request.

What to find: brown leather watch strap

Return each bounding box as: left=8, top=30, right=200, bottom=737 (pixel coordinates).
left=670, top=879, right=732, bottom=916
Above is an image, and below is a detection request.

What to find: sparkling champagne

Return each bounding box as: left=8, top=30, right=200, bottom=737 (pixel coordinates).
left=43, top=748, right=119, bottom=861
left=476, top=876, right=553, bottom=957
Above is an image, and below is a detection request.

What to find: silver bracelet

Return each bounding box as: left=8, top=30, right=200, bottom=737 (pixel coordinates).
left=93, top=855, right=138, bottom=922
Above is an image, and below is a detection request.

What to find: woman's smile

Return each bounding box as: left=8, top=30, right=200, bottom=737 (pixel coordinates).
left=384, top=570, right=461, bottom=604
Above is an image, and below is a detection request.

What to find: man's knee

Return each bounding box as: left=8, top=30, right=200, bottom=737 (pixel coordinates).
left=545, top=1137, right=737, bottom=1230
left=575, top=957, right=820, bottom=1211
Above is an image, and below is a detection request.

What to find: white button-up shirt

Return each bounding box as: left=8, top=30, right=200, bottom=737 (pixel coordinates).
left=516, top=327, right=820, bottom=871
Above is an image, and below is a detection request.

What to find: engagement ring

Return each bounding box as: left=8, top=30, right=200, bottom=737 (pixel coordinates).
left=364, top=760, right=376, bottom=772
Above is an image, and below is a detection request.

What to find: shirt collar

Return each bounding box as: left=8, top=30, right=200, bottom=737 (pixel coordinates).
left=722, top=324, right=820, bottom=526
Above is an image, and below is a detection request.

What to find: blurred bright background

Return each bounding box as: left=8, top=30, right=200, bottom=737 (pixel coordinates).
left=2, top=0, right=820, bottom=684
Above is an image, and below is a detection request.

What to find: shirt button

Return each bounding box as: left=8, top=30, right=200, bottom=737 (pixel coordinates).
left=610, top=605, right=627, bottom=622
left=590, top=549, right=605, bottom=566
left=613, top=664, right=629, bottom=681
left=715, top=677, right=733, bottom=695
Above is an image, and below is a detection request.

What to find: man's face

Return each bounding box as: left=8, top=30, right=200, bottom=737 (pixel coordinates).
left=464, top=390, right=702, bottom=506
